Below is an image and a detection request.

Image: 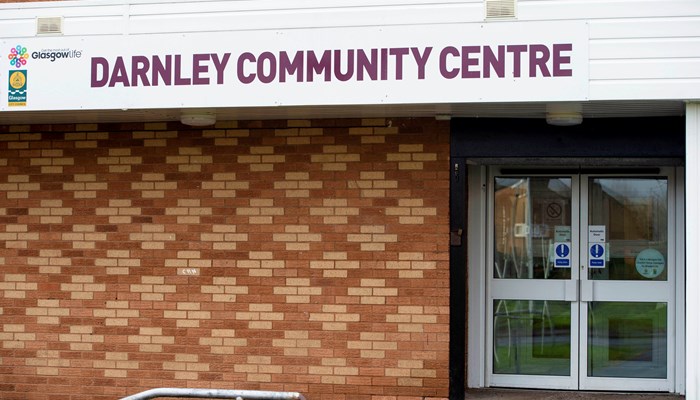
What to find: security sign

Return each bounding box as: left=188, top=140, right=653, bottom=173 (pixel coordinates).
left=554, top=242, right=571, bottom=268
left=589, top=243, right=606, bottom=268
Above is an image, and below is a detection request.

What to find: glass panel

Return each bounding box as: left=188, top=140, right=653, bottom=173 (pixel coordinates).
left=588, top=302, right=667, bottom=378
left=494, top=177, right=572, bottom=279
left=588, top=178, right=668, bottom=281
left=493, top=300, right=571, bottom=376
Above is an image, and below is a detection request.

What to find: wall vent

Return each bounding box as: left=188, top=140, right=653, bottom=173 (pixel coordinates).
left=36, top=17, right=63, bottom=35
left=485, top=0, right=517, bottom=19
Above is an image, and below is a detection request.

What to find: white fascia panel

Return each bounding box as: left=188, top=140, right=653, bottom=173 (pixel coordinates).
left=589, top=17, right=700, bottom=40
left=518, top=0, right=700, bottom=21
left=590, top=38, right=700, bottom=60
left=685, top=103, right=700, bottom=399
left=589, top=80, right=700, bottom=101
left=127, top=4, right=482, bottom=35
left=590, top=59, right=700, bottom=81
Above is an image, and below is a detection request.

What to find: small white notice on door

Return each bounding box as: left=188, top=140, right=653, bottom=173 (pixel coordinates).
left=554, top=226, right=571, bottom=242
left=588, top=225, right=606, bottom=243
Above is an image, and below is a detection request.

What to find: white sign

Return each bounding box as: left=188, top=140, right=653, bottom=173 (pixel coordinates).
left=635, top=248, right=665, bottom=279
left=554, top=226, right=571, bottom=242
left=554, top=242, right=572, bottom=268
left=1, top=21, right=589, bottom=111
left=588, top=243, right=606, bottom=269
left=588, top=225, right=606, bottom=243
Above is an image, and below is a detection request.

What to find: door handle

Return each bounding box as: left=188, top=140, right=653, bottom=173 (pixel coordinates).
left=564, top=279, right=579, bottom=302
left=580, top=278, right=593, bottom=302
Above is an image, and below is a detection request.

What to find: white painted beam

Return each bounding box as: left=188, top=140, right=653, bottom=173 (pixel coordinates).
left=686, top=102, right=700, bottom=399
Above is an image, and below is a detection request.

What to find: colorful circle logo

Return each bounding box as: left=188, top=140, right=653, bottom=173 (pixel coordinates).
left=8, top=45, right=29, bottom=68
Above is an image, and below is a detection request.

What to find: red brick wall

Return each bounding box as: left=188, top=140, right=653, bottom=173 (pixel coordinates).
left=0, top=118, right=451, bottom=400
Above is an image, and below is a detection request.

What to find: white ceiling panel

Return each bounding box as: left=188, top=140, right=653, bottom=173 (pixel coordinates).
left=0, top=100, right=685, bottom=126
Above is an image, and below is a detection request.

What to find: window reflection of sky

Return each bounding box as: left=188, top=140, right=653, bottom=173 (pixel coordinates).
left=496, top=177, right=571, bottom=199
left=594, top=178, right=666, bottom=205
left=497, top=178, right=666, bottom=204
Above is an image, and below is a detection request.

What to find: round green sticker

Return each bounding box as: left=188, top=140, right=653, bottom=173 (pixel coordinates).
left=635, top=248, right=665, bottom=279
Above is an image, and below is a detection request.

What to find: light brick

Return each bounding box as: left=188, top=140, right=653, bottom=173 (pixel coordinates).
left=0, top=117, right=450, bottom=400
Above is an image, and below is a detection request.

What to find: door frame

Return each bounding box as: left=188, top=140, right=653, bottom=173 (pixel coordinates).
left=485, top=169, right=581, bottom=390
left=466, top=164, right=686, bottom=393
left=449, top=116, right=686, bottom=397
left=578, top=170, right=676, bottom=392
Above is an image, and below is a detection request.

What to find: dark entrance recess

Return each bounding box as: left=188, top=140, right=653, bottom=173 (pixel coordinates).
left=448, top=117, right=684, bottom=400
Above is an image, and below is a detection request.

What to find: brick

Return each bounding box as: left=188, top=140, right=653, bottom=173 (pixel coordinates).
left=0, top=117, right=450, bottom=400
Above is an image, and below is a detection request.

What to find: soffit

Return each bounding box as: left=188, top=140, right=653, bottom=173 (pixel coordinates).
left=0, top=100, right=685, bottom=126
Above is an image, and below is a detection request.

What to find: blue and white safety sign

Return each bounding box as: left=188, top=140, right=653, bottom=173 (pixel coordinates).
left=554, top=242, right=571, bottom=268
left=589, top=243, right=606, bottom=268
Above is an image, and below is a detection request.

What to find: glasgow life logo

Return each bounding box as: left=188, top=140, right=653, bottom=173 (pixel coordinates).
left=8, top=70, right=27, bottom=107
left=8, top=45, right=28, bottom=107
left=8, top=45, right=29, bottom=68
left=32, top=48, right=83, bottom=62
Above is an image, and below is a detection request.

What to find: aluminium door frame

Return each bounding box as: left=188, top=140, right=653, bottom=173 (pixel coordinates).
left=484, top=168, right=581, bottom=390
left=578, top=169, right=676, bottom=392
left=466, top=164, right=686, bottom=394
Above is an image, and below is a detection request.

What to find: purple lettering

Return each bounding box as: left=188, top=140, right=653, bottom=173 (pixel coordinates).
left=380, top=48, right=388, bottom=80
left=334, top=49, right=354, bottom=82
left=257, top=52, right=277, bottom=84
left=152, top=55, right=172, bottom=86
left=307, top=50, right=331, bottom=82
left=411, top=47, right=432, bottom=80
left=439, top=47, right=459, bottom=79
left=506, top=44, right=527, bottom=78
left=390, top=47, right=409, bottom=80
left=553, top=43, right=573, bottom=77
left=211, top=53, right=230, bottom=84
left=529, top=44, right=551, bottom=77
left=131, top=56, right=151, bottom=86
left=192, top=54, right=210, bottom=85
left=461, top=46, right=480, bottom=79
left=174, top=55, right=191, bottom=85
left=108, top=57, right=130, bottom=87
left=483, top=45, right=505, bottom=78
left=237, top=52, right=256, bottom=84
left=90, top=57, right=109, bottom=88
left=280, top=51, right=304, bottom=83
left=357, top=49, right=378, bottom=81
left=506, top=45, right=527, bottom=78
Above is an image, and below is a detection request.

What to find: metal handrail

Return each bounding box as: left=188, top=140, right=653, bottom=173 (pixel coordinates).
left=120, top=388, right=307, bottom=400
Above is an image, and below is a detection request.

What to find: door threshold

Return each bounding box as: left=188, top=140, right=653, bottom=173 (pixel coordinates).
left=465, top=388, right=684, bottom=399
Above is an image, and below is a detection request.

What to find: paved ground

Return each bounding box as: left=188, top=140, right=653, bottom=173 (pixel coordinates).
left=465, top=389, right=684, bottom=399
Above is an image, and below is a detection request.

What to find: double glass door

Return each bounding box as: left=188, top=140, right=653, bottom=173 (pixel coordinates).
left=487, top=168, right=675, bottom=391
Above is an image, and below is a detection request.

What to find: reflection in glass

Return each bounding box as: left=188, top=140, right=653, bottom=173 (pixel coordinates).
left=493, top=300, right=571, bottom=376
left=494, top=177, right=572, bottom=280
left=588, top=178, right=668, bottom=281
left=588, top=302, right=667, bottom=378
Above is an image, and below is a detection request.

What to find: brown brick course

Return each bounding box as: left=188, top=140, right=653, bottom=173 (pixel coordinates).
left=0, top=118, right=450, bottom=400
